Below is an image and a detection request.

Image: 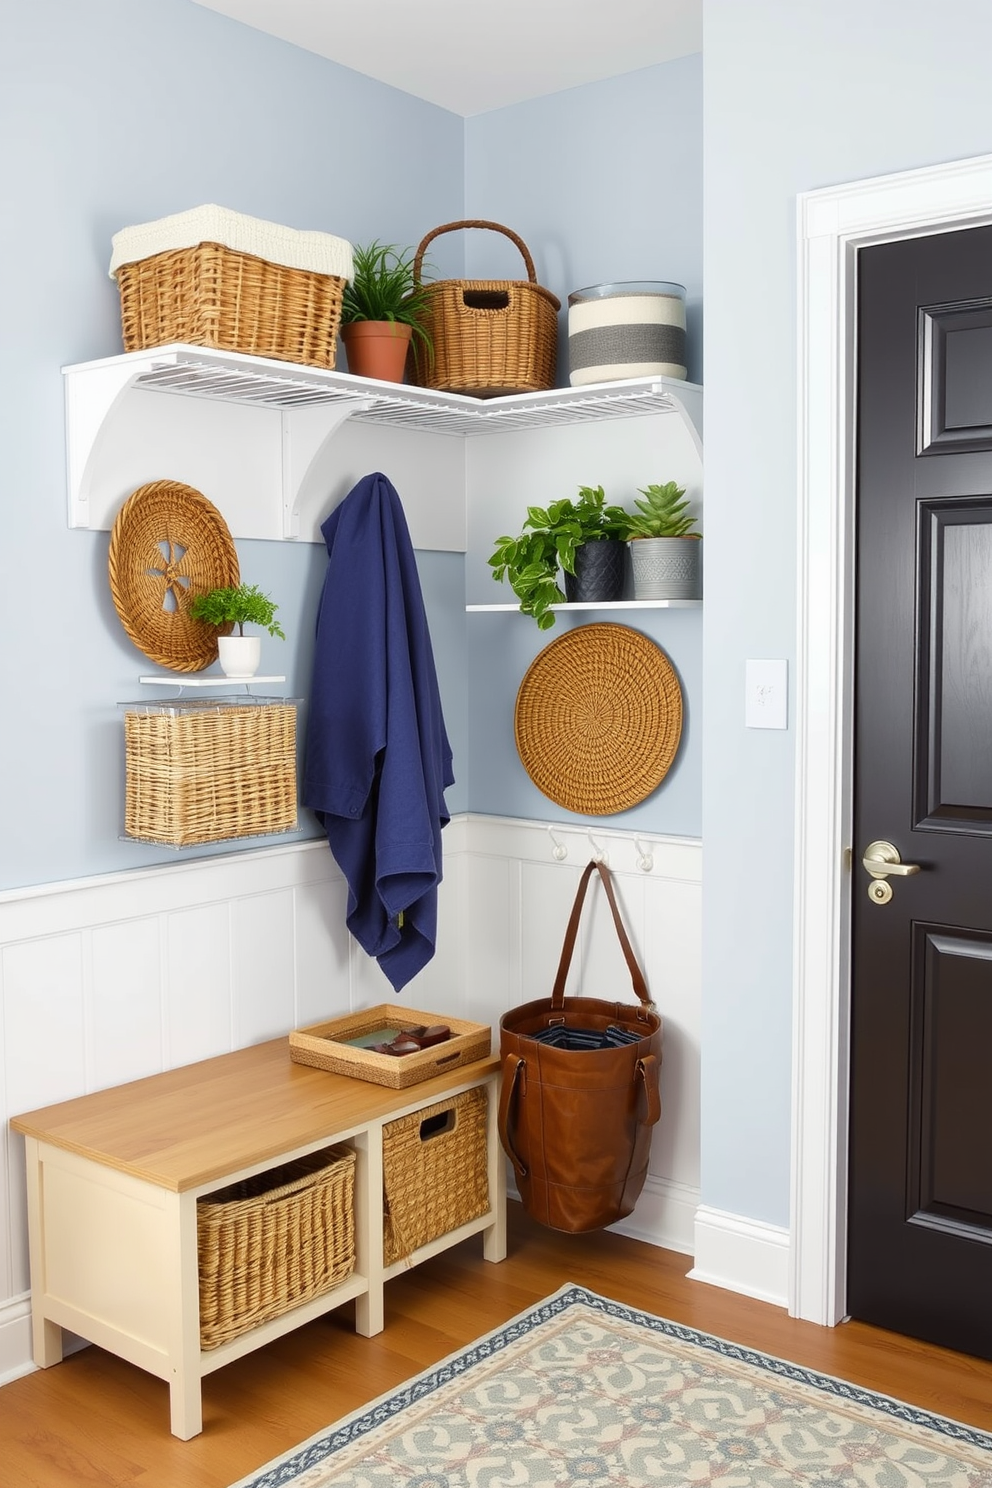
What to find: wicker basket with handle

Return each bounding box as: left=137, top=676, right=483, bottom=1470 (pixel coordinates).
left=409, top=220, right=560, bottom=397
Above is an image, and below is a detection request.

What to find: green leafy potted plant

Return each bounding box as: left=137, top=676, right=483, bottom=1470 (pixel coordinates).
left=339, top=240, right=433, bottom=383
left=623, top=481, right=702, bottom=600
left=189, top=583, right=285, bottom=678
left=488, top=485, right=631, bottom=629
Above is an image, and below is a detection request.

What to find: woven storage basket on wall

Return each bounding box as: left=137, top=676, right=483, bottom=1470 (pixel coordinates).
left=382, top=1086, right=489, bottom=1264
left=197, top=1146, right=356, bottom=1350
left=122, top=696, right=298, bottom=847
left=109, top=205, right=353, bottom=370
left=108, top=479, right=240, bottom=673
left=409, top=220, right=560, bottom=397
left=514, top=623, right=683, bottom=815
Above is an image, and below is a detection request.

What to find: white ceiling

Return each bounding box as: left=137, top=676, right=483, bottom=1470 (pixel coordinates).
left=189, top=0, right=702, bottom=116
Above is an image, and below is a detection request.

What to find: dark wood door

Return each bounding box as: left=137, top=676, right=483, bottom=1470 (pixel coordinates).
left=849, top=225, right=992, bottom=1358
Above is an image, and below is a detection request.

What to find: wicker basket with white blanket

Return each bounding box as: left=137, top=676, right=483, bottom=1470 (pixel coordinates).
left=109, top=204, right=353, bottom=369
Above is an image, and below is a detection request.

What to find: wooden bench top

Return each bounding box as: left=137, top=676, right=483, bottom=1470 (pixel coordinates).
left=11, top=1039, right=499, bottom=1193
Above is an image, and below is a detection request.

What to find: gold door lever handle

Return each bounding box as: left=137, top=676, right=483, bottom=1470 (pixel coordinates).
left=861, top=841, right=921, bottom=879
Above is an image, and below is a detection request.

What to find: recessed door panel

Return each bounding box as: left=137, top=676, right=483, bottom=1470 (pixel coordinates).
left=919, top=300, right=992, bottom=453
left=915, top=499, right=992, bottom=830
left=909, top=928, right=992, bottom=1235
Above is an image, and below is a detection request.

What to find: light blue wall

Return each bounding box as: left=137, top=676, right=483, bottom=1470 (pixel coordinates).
left=464, top=57, right=703, bottom=384
left=0, top=0, right=466, bottom=889
left=702, top=0, right=992, bottom=1226
left=463, top=58, right=704, bottom=836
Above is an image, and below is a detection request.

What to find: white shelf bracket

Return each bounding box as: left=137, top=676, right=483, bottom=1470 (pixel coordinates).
left=64, top=355, right=166, bottom=528
left=280, top=400, right=374, bottom=539
left=665, top=382, right=704, bottom=460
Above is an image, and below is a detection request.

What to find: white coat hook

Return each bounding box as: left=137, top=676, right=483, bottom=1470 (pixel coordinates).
left=635, top=838, right=654, bottom=873
left=547, top=826, right=568, bottom=862
left=587, top=831, right=609, bottom=866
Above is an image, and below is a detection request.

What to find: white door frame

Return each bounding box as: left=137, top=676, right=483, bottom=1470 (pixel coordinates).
left=791, top=152, right=992, bottom=1325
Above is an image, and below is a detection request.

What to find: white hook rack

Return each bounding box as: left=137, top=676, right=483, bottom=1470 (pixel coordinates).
left=635, top=838, right=655, bottom=873
left=587, top=831, right=609, bottom=866
left=547, top=826, right=568, bottom=861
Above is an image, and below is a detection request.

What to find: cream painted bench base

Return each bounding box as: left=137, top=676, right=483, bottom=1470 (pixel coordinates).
left=13, top=1042, right=505, bottom=1439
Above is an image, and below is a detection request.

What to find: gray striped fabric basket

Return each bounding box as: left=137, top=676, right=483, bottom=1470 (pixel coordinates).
left=567, top=281, right=687, bottom=386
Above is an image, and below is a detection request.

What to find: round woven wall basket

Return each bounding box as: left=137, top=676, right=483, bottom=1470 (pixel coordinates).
left=514, top=623, right=682, bottom=815
left=108, top=480, right=240, bottom=672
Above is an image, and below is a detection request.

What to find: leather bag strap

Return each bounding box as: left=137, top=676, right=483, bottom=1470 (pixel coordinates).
left=637, top=1054, right=662, bottom=1127
left=551, top=860, right=652, bottom=1012
left=497, top=1052, right=528, bottom=1178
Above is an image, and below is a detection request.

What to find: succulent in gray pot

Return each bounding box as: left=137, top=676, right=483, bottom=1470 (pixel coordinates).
left=488, top=484, right=630, bottom=628
left=624, top=481, right=702, bottom=600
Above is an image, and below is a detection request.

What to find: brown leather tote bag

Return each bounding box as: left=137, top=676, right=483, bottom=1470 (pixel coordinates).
left=497, top=860, right=662, bottom=1233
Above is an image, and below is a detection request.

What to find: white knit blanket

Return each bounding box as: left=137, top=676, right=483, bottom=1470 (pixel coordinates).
left=109, top=204, right=353, bottom=280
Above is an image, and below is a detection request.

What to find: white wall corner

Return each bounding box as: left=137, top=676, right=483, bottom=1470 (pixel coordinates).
left=688, top=1205, right=790, bottom=1309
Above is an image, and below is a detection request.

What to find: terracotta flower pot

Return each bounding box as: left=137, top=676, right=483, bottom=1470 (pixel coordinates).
left=340, top=321, right=414, bottom=383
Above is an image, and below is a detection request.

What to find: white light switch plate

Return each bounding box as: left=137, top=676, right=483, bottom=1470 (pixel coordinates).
left=745, top=659, right=788, bottom=729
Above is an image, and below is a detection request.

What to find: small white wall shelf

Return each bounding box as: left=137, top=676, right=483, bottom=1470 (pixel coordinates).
left=62, top=344, right=703, bottom=547
left=466, top=600, right=701, bottom=613
left=138, top=674, right=287, bottom=686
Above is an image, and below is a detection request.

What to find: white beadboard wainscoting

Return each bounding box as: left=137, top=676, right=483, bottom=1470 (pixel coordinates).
left=0, top=813, right=703, bottom=1385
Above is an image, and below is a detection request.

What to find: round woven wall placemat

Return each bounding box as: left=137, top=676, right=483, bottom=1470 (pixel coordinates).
left=108, top=480, right=240, bottom=672
left=514, top=623, right=682, bottom=815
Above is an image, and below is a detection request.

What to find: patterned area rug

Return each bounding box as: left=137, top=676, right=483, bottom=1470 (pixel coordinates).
left=232, top=1284, right=992, bottom=1487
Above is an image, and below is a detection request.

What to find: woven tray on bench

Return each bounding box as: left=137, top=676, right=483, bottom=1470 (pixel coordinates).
left=289, top=1004, right=492, bottom=1089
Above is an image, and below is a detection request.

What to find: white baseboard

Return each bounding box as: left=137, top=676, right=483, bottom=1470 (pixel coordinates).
left=505, top=1174, right=698, bottom=1257
left=0, top=1295, right=89, bottom=1386
left=610, top=1175, right=697, bottom=1256
left=688, top=1204, right=790, bottom=1309
left=0, top=1297, right=33, bottom=1386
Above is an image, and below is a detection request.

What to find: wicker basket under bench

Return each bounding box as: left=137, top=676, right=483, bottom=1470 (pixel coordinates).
left=11, top=1039, right=504, bottom=1440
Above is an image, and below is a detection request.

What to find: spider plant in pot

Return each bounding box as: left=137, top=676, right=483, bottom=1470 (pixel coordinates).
left=188, top=584, right=285, bottom=678
left=623, top=481, right=702, bottom=600
left=488, top=485, right=631, bottom=629
left=339, top=240, right=433, bottom=383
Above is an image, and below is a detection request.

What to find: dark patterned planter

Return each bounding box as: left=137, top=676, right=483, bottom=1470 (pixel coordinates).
left=563, top=539, right=629, bottom=603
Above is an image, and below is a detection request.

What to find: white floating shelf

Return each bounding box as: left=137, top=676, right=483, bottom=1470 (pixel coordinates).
left=466, top=600, right=702, bottom=612
left=138, top=674, right=287, bottom=686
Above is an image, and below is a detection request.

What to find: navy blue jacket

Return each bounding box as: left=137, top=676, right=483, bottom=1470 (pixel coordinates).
left=302, top=472, right=454, bottom=992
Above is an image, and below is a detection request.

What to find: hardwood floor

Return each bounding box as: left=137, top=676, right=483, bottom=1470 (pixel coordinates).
left=2, top=1200, right=990, bottom=1487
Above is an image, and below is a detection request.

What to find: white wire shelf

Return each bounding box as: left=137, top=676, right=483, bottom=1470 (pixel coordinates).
left=64, top=344, right=702, bottom=439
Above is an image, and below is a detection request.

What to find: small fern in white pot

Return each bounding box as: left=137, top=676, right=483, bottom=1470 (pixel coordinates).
left=189, top=583, right=285, bottom=678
